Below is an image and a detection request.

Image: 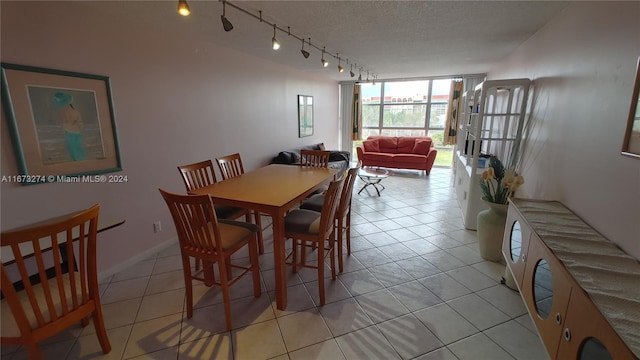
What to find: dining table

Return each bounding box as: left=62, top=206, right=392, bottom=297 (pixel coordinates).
left=189, top=163, right=337, bottom=310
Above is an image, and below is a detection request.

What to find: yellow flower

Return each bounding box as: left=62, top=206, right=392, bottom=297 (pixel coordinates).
left=482, top=167, right=495, bottom=181
left=502, top=176, right=514, bottom=188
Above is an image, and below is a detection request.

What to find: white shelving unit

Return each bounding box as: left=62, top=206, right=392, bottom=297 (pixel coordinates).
left=454, top=78, right=530, bottom=230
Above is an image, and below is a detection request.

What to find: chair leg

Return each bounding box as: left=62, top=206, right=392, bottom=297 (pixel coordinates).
left=249, top=234, right=261, bottom=297
left=346, top=212, right=352, bottom=255
left=219, top=261, right=233, bottom=331
left=254, top=211, right=265, bottom=254
left=25, top=341, right=43, bottom=360
left=317, top=240, right=325, bottom=306
left=329, top=238, right=336, bottom=280
left=337, top=221, right=344, bottom=273
left=185, top=274, right=194, bottom=318
left=92, top=300, right=112, bottom=354
left=291, top=238, right=298, bottom=273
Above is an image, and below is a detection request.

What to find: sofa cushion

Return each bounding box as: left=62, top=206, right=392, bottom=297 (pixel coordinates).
left=397, top=137, right=416, bottom=153
left=363, top=139, right=380, bottom=153
left=412, top=139, right=432, bottom=154
left=364, top=152, right=395, bottom=162
left=394, top=154, right=428, bottom=164
left=377, top=137, right=398, bottom=153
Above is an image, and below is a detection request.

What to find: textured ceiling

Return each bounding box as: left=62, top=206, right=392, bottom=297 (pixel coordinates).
left=78, top=1, right=569, bottom=81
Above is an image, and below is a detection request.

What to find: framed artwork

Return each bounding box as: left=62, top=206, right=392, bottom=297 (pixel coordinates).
left=1, top=63, right=122, bottom=184
left=622, top=57, right=640, bottom=158
left=298, top=94, right=313, bottom=138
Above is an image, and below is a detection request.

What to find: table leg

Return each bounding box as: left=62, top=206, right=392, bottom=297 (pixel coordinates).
left=271, top=210, right=288, bottom=310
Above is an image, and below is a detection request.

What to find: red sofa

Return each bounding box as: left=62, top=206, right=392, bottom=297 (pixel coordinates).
left=356, top=136, right=438, bottom=174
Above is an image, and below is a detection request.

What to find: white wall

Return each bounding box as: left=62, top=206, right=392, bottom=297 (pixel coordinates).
left=0, top=2, right=339, bottom=275
left=488, top=2, right=640, bottom=258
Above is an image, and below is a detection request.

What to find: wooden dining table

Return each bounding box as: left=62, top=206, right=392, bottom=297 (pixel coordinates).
left=189, top=164, right=337, bottom=310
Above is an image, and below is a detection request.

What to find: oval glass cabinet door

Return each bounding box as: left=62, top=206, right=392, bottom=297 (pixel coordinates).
left=533, top=259, right=553, bottom=319
left=579, top=338, right=613, bottom=360
left=510, top=221, right=522, bottom=262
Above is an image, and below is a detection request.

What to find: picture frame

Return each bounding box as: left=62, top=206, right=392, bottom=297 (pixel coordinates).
left=622, top=57, right=640, bottom=159
left=1, top=63, right=122, bottom=184
left=298, top=94, right=313, bottom=138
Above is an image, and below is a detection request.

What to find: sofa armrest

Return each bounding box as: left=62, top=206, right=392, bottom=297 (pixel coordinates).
left=356, top=146, right=365, bottom=158
left=425, top=147, right=438, bottom=174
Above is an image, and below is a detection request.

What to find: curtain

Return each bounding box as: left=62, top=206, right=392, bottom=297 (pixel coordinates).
left=339, top=83, right=354, bottom=152
left=351, top=84, right=362, bottom=140
left=443, top=79, right=464, bottom=146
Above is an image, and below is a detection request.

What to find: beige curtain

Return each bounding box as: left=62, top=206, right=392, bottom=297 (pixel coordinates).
left=443, top=79, right=464, bottom=146
left=351, top=84, right=362, bottom=140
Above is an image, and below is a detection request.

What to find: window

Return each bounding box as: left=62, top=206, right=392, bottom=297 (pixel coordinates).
left=361, top=79, right=451, bottom=142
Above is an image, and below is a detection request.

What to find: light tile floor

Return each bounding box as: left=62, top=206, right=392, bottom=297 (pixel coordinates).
left=1, top=167, right=548, bottom=360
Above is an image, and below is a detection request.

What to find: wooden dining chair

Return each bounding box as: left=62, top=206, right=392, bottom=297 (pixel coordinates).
left=215, top=153, right=269, bottom=254
left=300, top=165, right=360, bottom=272
left=0, top=204, right=111, bottom=360
left=300, top=149, right=330, bottom=168
left=159, top=189, right=261, bottom=331
left=284, top=177, right=344, bottom=305
left=215, top=152, right=245, bottom=180
left=178, top=160, right=264, bottom=253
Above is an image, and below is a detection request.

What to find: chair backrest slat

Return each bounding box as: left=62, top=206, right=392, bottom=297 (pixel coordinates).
left=178, top=160, right=218, bottom=192
left=318, top=178, right=345, bottom=240
left=300, top=150, right=330, bottom=168
left=159, top=189, right=224, bottom=262
left=338, top=166, right=360, bottom=217
left=216, top=153, right=245, bottom=180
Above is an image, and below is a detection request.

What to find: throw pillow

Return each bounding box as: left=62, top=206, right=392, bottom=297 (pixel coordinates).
left=272, top=151, right=294, bottom=164
left=363, top=139, right=380, bottom=152
left=318, top=143, right=326, bottom=151
left=412, top=139, right=431, bottom=154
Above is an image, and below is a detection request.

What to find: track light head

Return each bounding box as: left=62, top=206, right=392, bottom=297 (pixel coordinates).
left=350, top=64, right=355, bottom=78
left=177, top=0, right=190, bottom=16
left=321, top=47, right=329, bottom=67
left=220, top=2, right=233, bottom=31
left=337, top=56, right=344, bottom=73
left=272, top=24, right=280, bottom=50
left=300, top=39, right=310, bottom=59
left=221, top=16, right=234, bottom=31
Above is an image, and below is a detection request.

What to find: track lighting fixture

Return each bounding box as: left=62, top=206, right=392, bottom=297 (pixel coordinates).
left=321, top=47, right=329, bottom=67
left=301, top=38, right=310, bottom=59
left=177, top=0, right=190, bottom=16
left=182, top=0, right=376, bottom=78
left=337, top=55, right=344, bottom=73
left=271, top=24, right=280, bottom=50
left=220, top=1, right=233, bottom=31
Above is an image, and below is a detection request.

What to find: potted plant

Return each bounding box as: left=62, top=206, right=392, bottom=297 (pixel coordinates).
left=477, top=155, right=524, bottom=261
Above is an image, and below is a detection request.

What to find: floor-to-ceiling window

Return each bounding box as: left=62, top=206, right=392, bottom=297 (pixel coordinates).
left=354, top=78, right=454, bottom=167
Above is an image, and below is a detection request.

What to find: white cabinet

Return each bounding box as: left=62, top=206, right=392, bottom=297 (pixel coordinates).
left=454, top=78, right=530, bottom=230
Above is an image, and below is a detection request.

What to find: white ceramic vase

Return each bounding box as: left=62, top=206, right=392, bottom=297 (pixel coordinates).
left=477, top=197, right=508, bottom=262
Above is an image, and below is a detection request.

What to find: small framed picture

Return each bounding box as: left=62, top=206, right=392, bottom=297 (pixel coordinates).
left=298, top=94, right=313, bottom=138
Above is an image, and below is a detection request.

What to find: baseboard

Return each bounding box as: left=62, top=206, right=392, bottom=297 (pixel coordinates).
left=98, top=236, right=178, bottom=282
